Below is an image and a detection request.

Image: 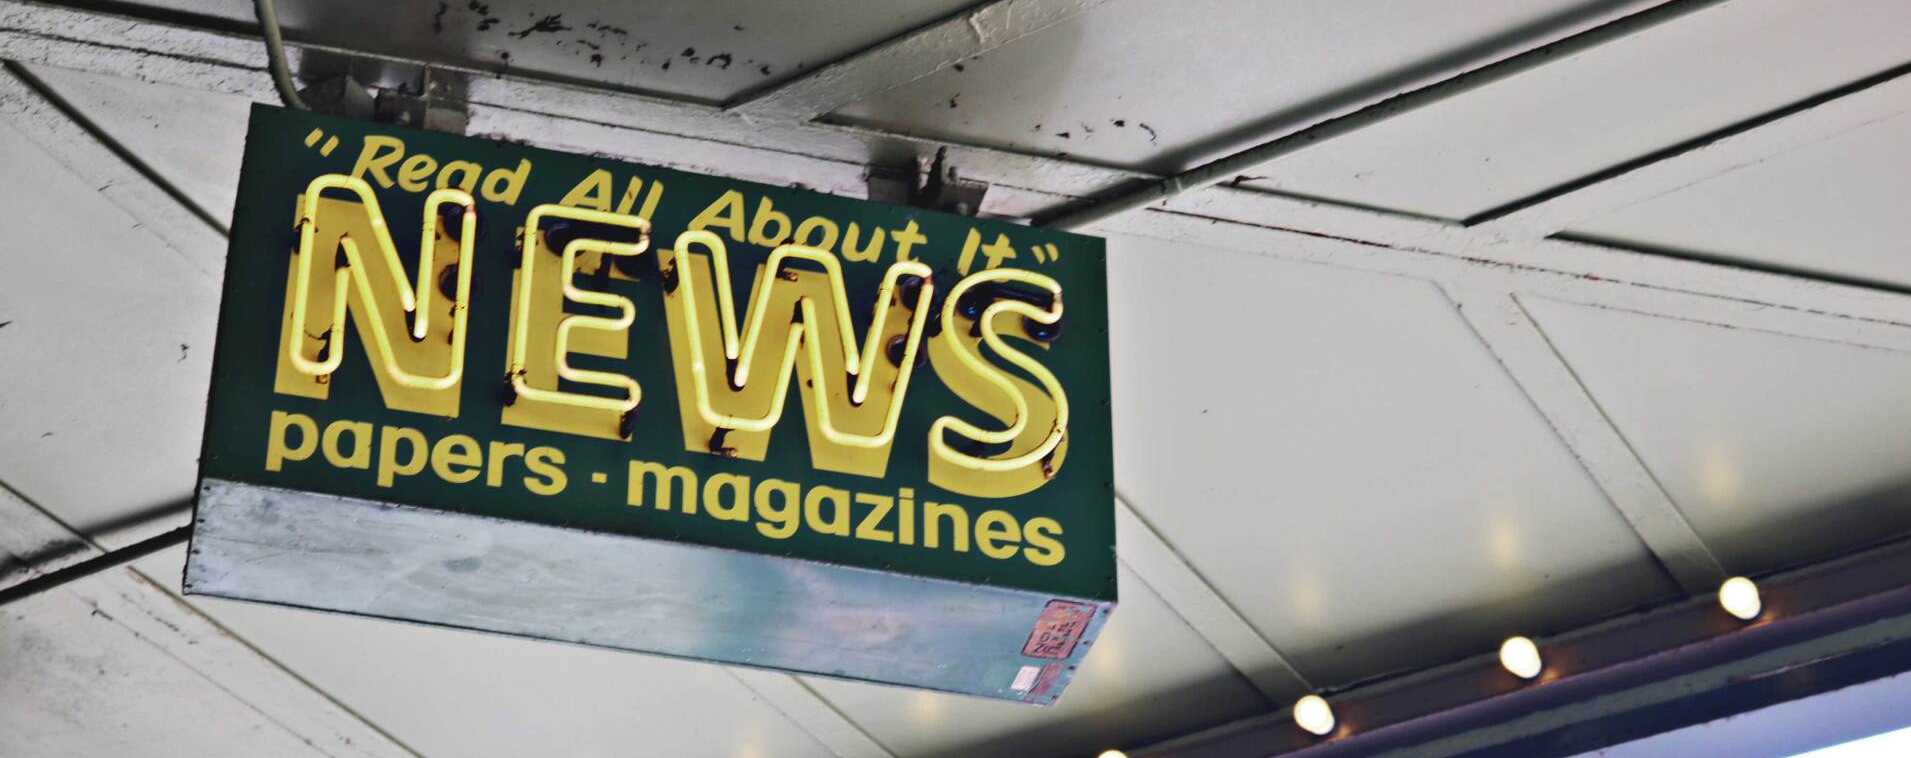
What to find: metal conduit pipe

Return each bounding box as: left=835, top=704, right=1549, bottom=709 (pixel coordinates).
left=1039, top=0, right=1734, bottom=231
left=0, top=526, right=192, bottom=607
left=252, top=0, right=308, bottom=110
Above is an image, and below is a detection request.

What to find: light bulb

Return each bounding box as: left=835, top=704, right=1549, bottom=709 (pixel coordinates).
left=1500, top=636, right=1543, bottom=680
left=1293, top=694, right=1336, bottom=736
left=1096, top=751, right=1128, bottom=758
left=1719, top=576, right=1761, bottom=621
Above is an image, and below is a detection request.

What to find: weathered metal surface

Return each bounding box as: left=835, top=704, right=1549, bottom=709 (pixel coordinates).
left=188, top=478, right=1111, bottom=703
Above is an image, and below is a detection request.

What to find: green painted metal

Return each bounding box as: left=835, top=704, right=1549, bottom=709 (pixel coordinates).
left=187, top=105, right=1115, bottom=700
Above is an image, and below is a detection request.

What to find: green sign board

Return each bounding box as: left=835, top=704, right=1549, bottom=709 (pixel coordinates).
left=184, top=105, right=1114, bottom=703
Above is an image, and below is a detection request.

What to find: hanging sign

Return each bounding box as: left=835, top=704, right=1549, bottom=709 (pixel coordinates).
left=184, top=105, right=1114, bottom=703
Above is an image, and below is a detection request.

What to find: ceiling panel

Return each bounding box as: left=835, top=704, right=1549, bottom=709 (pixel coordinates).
left=804, top=562, right=1268, bottom=758
left=1523, top=297, right=1911, bottom=575
left=1104, top=234, right=1680, bottom=687
left=0, top=581, right=332, bottom=758
left=0, top=118, right=219, bottom=539
left=1565, top=110, right=1911, bottom=290
left=1249, top=0, right=1911, bottom=220
left=830, top=0, right=1628, bottom=174
left=28, top=63, right=254, bottom=225
left=69, top=0, right=975, bottom=103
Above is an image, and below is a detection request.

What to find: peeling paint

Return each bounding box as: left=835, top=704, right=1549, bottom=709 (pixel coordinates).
left=508, top=14, right=570, bottom=39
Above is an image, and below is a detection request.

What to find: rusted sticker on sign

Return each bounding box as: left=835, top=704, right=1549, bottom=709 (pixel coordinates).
left=1024, top=599, right=1097, bottom=659
left=1028, top=661, right=1067, bottom=697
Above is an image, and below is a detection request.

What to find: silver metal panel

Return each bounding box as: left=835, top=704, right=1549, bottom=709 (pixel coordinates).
left=1253, top=0, right=1911, bottom=220
left=185, top=478, right=1110, bottom=704
left=831, top=0, right=1616, bottom=173
left=1569, top=110, right=1911, bottom=289
left=1104, top=233, right=1680, bottom=687
left=134, top=547, right=846, bottom=758
left=1522, top=297, right=1911, bottom=575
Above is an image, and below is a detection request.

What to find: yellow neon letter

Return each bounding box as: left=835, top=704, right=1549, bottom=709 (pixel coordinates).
left=927, top=268, right=1069, bottom=498
left=500, top=204, right=650, bottom=440
left=658, top=231, right=934, bottom=478
left=274, top=174, right=476, bottom=417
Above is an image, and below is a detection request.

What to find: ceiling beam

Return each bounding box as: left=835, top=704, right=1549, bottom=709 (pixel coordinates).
left=1441, top=287, right=1726, bottom=594
left=7, top=0, right=1911, bottom=354
left=1035, top=0, right=1732, bottom=231
left=1145, top=190, right=1911, bottom=354
left=724, top=0, right=1111, bottom=122
left=0, top=61, right=225, bottom=276
left=1475, top=62, right=1911, bottom=237
left=1117, top=494, right=1313, bottom=703
left=723, top=669, right=897, bottom=758
left=0, top=482, right=418, bottom=758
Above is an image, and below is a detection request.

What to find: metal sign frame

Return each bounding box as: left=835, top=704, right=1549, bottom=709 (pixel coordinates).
left=184, top=105, right=1114, bottom=704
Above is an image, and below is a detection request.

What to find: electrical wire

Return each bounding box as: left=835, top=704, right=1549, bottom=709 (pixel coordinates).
left=252, top=0, right=309, bottom=110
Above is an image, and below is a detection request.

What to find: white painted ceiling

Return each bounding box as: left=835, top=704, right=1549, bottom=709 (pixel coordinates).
left=6, top=1, right=1911, bottom=757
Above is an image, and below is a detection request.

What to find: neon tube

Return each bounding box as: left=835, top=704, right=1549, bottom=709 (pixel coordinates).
left=672, top=230, right=934, bottom=447
left=285, top=176, right=475, bottom=391
left=508, top=204, right=651, bottom=413
left=929, top=269, right=1069, bottom=472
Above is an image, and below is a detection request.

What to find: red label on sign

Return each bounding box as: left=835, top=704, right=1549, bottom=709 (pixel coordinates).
left=1023, top=600, right=1096, bottom=659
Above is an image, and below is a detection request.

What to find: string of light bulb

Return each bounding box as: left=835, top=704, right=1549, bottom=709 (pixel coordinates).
left=1096, top=575, right=1767, bottom=757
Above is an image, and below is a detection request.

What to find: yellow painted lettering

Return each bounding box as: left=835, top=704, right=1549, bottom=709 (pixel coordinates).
left=397, top=153, right=438, bottom=192
left=974, top=509, right=1021, bottom=559
left=430, top=434, right=483, bottom=483
left=320, top=419, right=373, bottom=470
left=1022, top=517, right=1066, bottom=567
left=350, top=136, right=405, bottom=188
left=753, top=479, right=801, bottom=539
left=375, top=425, right=428, bottom=487
left=481, top=159, right=531, bottom=205
left=265, top=410, right=317, bottom=472
left=628, top=460, right=697, bottom=511
left=522, top=446, right=566, bottom=495
left=688, top=189, right=747, bottom=242
left=560, top=169, right=615, bottom=210
left=804, top=485, right=850, bottom=537
left=703, top=472, right=750, bottom=521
